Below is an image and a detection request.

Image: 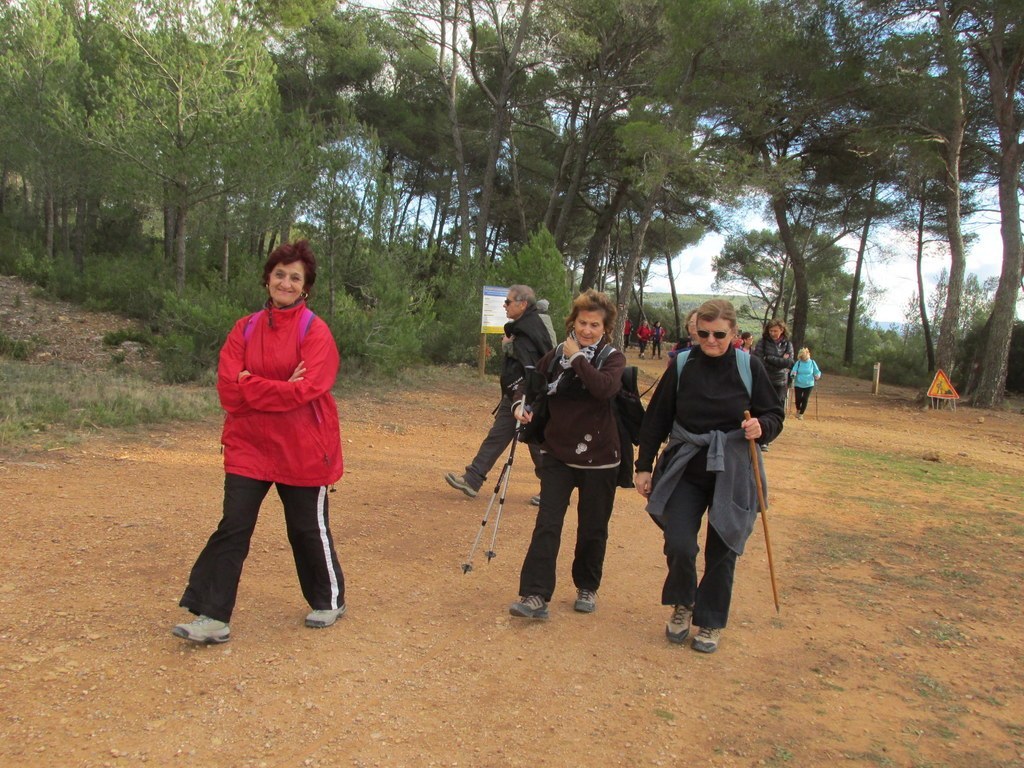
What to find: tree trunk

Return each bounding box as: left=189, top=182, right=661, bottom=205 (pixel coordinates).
left=469, top=0, right=534, bottom=263
left=844, top=179, right=876, bottom=366
left=44, top=186, right=55, bottom=260
left=667, top=254, right=681, bottom=338
left=771, top=195, right=808, bottom=350
left=174, top=202, right=188, bottom=293
left=971, top=144, right=1022, bottom=407
left=914, top=190, right=935, bottom=372
left=935, top=115, right=967, bottom=376
left=579, top=179, right=630, bottom=291
left=615, top=183, right=662, bottom=347
left=442, top=0, right=473, bottom=263
left=73, top=194, right=88, bottom=276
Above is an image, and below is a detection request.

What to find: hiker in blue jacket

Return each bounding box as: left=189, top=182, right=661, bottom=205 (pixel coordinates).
left=790, top=347, right=821, bottom=419
left=633, top=299, right=784, bottom=654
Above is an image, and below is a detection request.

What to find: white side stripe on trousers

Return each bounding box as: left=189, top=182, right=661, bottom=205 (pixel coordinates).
left=316, top=486, right=341, bottom=609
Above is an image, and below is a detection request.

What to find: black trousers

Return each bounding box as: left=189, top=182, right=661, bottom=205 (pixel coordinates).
left=794, top=386, right=812, bottom=414
left=660, top=462, right=738, bottom=629
left=179, top=474, right=345, bottom=622
left=517, top=457, right=618, bottom=601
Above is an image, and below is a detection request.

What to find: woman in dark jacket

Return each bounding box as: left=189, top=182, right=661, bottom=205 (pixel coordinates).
left=509, top=290, right=626, bottom=619
left=753, top=319, right=794, bottom=449
left=634, top=299, right=784, bottom=653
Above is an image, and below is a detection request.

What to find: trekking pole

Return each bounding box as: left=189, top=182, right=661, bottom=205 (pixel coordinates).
left=461, top=426, right=521, bottom=573
left=743, top=410, right=781, bottom=613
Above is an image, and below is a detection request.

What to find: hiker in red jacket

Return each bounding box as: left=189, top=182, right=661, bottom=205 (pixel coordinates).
left=173, top=240, right=347, bottom=644
left=637, top=320, right=653, bottom=359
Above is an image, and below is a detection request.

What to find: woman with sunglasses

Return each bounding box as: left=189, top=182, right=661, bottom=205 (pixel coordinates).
left=633, top=299, right=784, bottom=653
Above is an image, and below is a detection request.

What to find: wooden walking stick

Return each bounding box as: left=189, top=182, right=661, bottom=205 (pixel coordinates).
left=744, top=410, right=780, bottom=613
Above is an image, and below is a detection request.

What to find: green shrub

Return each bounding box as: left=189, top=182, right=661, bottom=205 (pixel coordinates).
left=0, top=332, right=32, bottom=360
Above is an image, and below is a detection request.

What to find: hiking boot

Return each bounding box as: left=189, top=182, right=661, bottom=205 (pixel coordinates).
left=444, top=472, right=478, bottom=498
left=509, top=595, right=549, bottom=619
left=305, top=604, right=347, bottom=628
left=665, top=604, right=692, bottom=644
left=760, top=443, right=770, bottom=453
left=796, top=413, right=803, bottom=420
left=574, top=589, right=597, bottom=613
left=529, top=494, right=541, bottom=507
left=692, top=626, right=722, bottom=653
left=172, top=615, right=230, bottom=644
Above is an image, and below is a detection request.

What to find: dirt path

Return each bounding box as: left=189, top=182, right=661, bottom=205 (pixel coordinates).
left=1, top=323, right=1023, bottom=766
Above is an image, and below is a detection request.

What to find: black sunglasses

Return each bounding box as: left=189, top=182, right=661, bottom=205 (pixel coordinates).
left=697, top=329, right=729, bottom=340
left=504, top=297, right=521, bottom=306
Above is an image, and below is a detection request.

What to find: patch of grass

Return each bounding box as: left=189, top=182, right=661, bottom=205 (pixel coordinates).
left=914, top=674, right=953, bottom=700
left=652, top=708, right=674, bottom=721
left=0, top=331, right=33, bottom=360
left=0, top=360, right=218, bottom=448
left=828, top=447, right=1020, bottom=505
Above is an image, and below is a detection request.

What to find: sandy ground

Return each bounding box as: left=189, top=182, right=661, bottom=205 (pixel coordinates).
left=1, top=287, right=1023, bottom=767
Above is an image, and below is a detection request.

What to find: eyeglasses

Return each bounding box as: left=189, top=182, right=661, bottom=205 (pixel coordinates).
left=504, top=298, right=520, bottom=306
left=697, top=330, right=729, bottom=340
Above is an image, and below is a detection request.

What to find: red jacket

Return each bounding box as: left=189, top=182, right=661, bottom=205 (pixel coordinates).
left=637, top=324, right=653, bottom=342
left=217, top=302, right=343, bottom=486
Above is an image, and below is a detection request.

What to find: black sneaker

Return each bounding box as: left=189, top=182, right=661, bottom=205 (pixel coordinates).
left=509, top=595, right=549, bottom=619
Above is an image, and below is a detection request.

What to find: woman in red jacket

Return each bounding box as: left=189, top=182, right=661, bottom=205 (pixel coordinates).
left=173, top=240, right=346, bottom=644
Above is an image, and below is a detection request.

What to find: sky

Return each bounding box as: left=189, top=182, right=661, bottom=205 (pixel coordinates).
left=647, top=208, right=1019, bottom=325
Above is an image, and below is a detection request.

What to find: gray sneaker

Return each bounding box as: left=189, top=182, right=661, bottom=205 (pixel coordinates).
left=172, top=615, right=230, bottom=644
left=444, top=472, right=478, bottom=498
left=665, top=604, right=692, bottom=644
left=529, top=494, right=541, bottom=507
left=305, top=604, right=347, bottom=628
left=509, top=595, right=549, bottom=619
left=574, top=589, right=597, bottom=613
left=692, top=626, right=722, bottom=653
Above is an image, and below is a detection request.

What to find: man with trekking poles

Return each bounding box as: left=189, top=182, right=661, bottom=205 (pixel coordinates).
left=445, top=284, right=554, bottom=504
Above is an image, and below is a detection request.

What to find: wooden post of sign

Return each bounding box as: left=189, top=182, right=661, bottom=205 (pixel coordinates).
left=478, top=334, right=487, bottom=377
left=871, top=362, right=881, bottom=394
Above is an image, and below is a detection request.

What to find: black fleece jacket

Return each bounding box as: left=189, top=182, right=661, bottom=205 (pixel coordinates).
left=635, top=346, right=784, bottom=473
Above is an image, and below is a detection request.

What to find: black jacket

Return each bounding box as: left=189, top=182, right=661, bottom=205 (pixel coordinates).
left=500, top=306, right=554, bottom=398
left=753, top=336, right=795, bottom=387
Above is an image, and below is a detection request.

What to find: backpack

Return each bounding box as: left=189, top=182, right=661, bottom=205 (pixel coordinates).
left=242, top=307, right=316, bottom=353
left=674, top=347, right=752, bottom=396
left=525, top=343, right=644, bottom=489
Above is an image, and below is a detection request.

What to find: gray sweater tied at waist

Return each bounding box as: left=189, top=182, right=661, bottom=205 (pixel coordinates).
left=646, top=422, right=768, bottom=555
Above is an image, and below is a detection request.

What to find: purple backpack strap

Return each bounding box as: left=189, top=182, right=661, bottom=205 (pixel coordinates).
left=242, top=310, right=264, bottom=343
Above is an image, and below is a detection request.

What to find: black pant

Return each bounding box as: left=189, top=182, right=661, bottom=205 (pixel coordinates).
left=660, top=462, right=738, bottom=629
left=652, top=339, right=662, bottom=358
left=517, top=457, right=618, bottom=600
left=464, top=395, right=544, bottom=491
left=180, top=474, right=345, bottom=622
left=794, top=386, right=812, bottom=414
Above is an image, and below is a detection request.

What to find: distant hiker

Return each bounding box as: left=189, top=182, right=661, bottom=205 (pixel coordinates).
left=445, top=284, right=553, bottom=504
left=634, top=299, right=784, bottom=653
left=173, top=240, right=347, bottom=645
left=536, top=299, right=559, bottom=348
left=753, top=319, right=794, bottom=450
left=739, top=331, right=754, bottom=352
left=623, top=317, right=633, bottom=349
left=791, top=347, right=822, bottom=419
left=509, top=290, right=626, bottom=619
left=636, top=320, right=653, bottom=359
left=651, top=321, right=666, bottom=359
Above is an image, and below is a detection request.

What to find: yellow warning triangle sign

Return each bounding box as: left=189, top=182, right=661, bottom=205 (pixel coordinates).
left=927, top=369, right=959, bottom=399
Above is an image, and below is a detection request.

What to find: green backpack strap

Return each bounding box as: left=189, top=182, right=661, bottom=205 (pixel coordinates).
left=675, top=347, right=752, bottom=396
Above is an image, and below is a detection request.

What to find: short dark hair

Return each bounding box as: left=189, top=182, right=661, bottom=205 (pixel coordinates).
left=263, top=240, right=317, bottom=292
